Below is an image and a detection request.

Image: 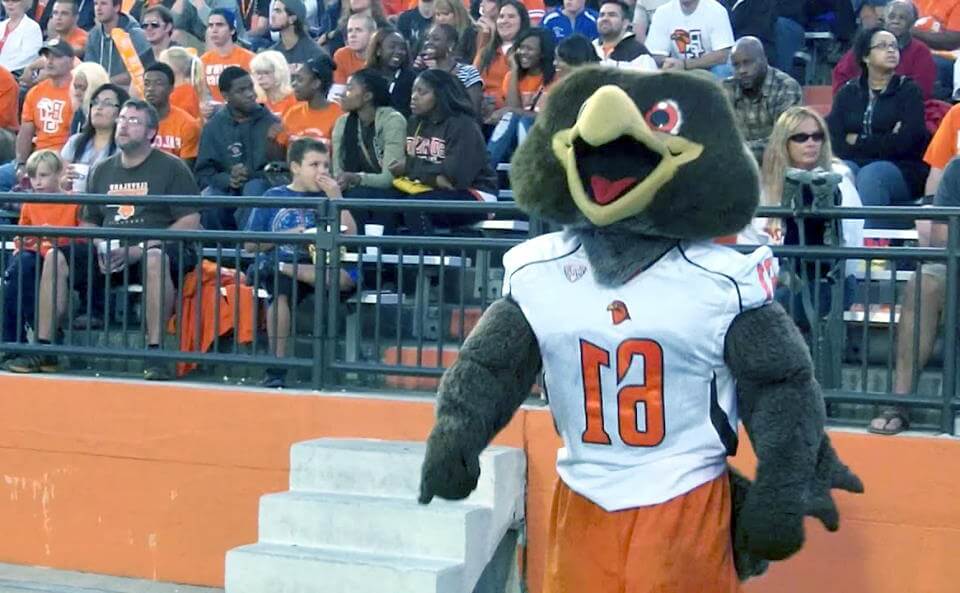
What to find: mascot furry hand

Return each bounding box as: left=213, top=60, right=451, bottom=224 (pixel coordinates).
left=418, top=68, right=863, bottom=591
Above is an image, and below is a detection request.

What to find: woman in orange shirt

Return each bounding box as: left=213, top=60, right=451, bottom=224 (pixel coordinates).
left=486, top=27, right=554, bottom=165
left=474, top=0, right=529, bottom=120
left=250, top=50, right=296, bottom=119
left=159, top=47, right=204, bottom=120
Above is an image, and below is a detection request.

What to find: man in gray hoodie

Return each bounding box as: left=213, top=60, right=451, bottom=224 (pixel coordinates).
left=84, top=0, right=152, bottom=88
left=195, top=66, right=283, bottom=229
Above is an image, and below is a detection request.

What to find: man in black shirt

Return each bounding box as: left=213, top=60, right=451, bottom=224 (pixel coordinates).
left=397, top=0, right=434, bottom=55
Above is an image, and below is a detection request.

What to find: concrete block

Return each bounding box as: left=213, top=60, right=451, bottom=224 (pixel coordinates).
left=225, top=543, right=463, bottom=593
left=258, top=491, right=491, bottom=564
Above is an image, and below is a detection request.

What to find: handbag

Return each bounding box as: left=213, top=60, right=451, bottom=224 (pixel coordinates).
left=392, top=176, right=433, bottom=194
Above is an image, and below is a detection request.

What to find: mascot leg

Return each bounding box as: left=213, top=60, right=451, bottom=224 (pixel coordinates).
left=543, top=476, right=740, bottom=593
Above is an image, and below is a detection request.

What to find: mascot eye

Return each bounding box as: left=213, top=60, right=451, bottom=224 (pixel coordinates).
left=645, top=100, right=683, bottom=135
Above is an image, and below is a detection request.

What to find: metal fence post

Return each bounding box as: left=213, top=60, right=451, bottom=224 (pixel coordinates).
left=941, top=216, right=959, bottom=434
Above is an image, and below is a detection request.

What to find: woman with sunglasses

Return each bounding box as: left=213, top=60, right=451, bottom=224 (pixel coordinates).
left=826, top=26, right=928, bottom=228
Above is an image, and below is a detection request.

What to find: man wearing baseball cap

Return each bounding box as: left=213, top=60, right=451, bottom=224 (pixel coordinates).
left=269, top=0, right=322, bottom=67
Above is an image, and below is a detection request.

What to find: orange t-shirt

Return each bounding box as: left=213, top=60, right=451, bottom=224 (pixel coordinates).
left=914, top=0, right=960, bottom=31
left=523, top=0, right=546, bottom=25
left=62, top=27, right=88, bottom=57
left=152, top=105, right=201, bottom=159
left=500, top=72, right=545, bottom=110
left=170, top=84, right=201, bottom=120
left=263, top=93, right=297, bottom=119
left=925, top=102, right=960, bottom=169
left=476, top=49, right=509, bottom=106
left=201, top=45, right=255, bottom=103
left=17, top=202, right=80, bottom=256
left=0, top=65, right=18, bottom=131
left=22, top=78, right=74, bottom=151
left=333, top=47, right=367, bottom=85
left=280, top=101, right=344, bottom=146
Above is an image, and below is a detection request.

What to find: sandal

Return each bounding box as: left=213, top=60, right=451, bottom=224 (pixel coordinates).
left=867, top=407, right=910, bottom=435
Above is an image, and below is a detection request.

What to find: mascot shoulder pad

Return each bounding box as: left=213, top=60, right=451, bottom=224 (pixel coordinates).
left=679, top=243, right=778, bottom=312
left=502, top=231, right=581, bottom=296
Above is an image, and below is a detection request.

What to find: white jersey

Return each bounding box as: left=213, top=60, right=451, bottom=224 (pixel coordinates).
left=503, top=232, right=776, bottom=511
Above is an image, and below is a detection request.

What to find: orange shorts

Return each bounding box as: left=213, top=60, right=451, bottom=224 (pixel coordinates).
left=543, top=474, right=740, bottom=593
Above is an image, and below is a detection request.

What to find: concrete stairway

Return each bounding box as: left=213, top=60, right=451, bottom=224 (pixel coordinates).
left=225, top=439, right=526, bottom=593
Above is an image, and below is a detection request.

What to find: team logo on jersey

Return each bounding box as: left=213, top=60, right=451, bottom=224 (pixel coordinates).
left=607, top=300, right=631, bottom=325
left=563, top=263, right=586, bottom=282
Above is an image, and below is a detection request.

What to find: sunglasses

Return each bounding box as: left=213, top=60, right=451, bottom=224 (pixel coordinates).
left=788, top=132, right=825, bottom=143
left=142, top=22, right=164, bottom=28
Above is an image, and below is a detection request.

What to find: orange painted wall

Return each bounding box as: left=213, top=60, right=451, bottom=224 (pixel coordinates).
left=0, top=375, right=958, bottom=592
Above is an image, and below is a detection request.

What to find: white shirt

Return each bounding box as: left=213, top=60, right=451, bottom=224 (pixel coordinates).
left=0, top=17, right=42, bottom=72
left=592, top=35, right=659, bottom=71
left=504, top=232, right=775, bottom=511
left=646, top=0, right=734, bottom=60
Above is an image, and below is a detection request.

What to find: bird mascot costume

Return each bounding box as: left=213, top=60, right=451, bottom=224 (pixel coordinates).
left=417, top=67, right=864, bottom=592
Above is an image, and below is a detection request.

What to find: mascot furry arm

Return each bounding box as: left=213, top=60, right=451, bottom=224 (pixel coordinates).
left=419, top=68, right=863, bottom=580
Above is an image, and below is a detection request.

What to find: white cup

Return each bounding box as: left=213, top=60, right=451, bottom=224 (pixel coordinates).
left=364, top=224, right=384, bottom=256
left=70, top=164, right=89, bottom=193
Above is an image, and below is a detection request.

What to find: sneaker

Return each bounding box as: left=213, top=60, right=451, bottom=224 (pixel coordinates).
left=260, top=368, right=287, bottom=388
left=143, top=363, right=173, bottom=381
left=6, top=354, right=59, bottom=373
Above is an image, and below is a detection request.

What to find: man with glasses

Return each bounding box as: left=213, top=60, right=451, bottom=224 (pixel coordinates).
left=722, top=35, right=801, bottom=162
left=139, top=5, right=177, bottom=65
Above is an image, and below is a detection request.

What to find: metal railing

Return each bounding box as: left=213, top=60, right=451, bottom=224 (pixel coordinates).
left=0, top=195, right=958, bottom=433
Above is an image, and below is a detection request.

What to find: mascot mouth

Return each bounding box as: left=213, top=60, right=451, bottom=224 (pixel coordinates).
left=575, top=136, right=659, bottom=205
left=552, top=85, right=704, bottom=226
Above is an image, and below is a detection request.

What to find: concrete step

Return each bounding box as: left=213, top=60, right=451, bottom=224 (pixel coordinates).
left=258, top=491, right=491, bottom=564
left=289, top=439, right=526, bottom=524
left=225, top=543, right=464, bottom=593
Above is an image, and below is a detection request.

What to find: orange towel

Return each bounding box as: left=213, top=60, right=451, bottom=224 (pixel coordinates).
left=167, top=260, right=256, bottom=377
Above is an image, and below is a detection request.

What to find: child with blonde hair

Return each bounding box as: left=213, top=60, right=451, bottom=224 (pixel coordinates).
left=159, top=47, right=205, bottom=119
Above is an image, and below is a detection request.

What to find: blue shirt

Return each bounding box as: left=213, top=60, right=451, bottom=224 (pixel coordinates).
left=541, top=8, right=599, bottom=41
left=245, top=185, right=321, bottom=262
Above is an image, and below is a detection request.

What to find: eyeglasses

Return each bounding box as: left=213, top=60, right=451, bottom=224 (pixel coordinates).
left=91, top=99, right=120, bottom=108
left=788, top=132, right=825, bottom=143
left=142, top=22, right=164, bottom=29
left=870, top=42, right=899, bottom=52
left=117, top=115, right=145, bottom=126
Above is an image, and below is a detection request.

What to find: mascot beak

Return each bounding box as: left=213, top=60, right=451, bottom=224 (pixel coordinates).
left=551, top=84, right=703, bottom=226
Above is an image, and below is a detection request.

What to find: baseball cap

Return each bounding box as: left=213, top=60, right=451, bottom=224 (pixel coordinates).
left=39, top=39, right=74, bottom=59
left=304, top=53, right=336, bottom=80
left=278, top=0, right=307, bottom=25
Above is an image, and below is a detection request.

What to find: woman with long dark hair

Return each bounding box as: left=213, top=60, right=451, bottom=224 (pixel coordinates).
left=61, top=83, right=130, bottom=192
left=486, top=27, right=555, bottom=164
left=333, top=68, right=407, bottom=192
left=420, top=23, right=484, bottom=115
left=474, top=0, right=530, bottom=120
left=366, top=28, right=416, bottom=117
left=389, top=69, right=497, bottom=231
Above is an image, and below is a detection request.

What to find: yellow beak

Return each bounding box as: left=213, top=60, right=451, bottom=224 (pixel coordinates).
left=551, top=85, right=703, bottom=226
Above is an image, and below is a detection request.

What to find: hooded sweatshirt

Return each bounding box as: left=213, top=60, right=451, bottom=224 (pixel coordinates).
left=195, top=104, right=279, bottom=192
left=405, top=112, right=497, bottom=197
left=84, top=13, right=152, bottom=78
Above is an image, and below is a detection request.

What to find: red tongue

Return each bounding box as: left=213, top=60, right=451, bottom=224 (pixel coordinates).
left=590, top=176, right=637, bottom=205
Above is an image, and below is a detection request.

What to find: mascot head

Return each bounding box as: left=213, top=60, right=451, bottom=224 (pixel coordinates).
left=511, top=68, right=758, bottom=240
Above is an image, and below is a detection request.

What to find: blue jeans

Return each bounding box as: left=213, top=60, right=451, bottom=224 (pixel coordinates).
left=773, top=17, right=805, bottom=81
left=487, top=112, right=535, bottom=166
left=1, top=250, right=38, bottom=343
left=201, top=178, right=272, bottom=230
left=934, top=54, right=955, bottom=101
left=845, top=160, right=913, bottom=228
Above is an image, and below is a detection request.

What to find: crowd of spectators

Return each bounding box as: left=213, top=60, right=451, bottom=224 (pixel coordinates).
left=0, top=0, right=959, bottom=427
